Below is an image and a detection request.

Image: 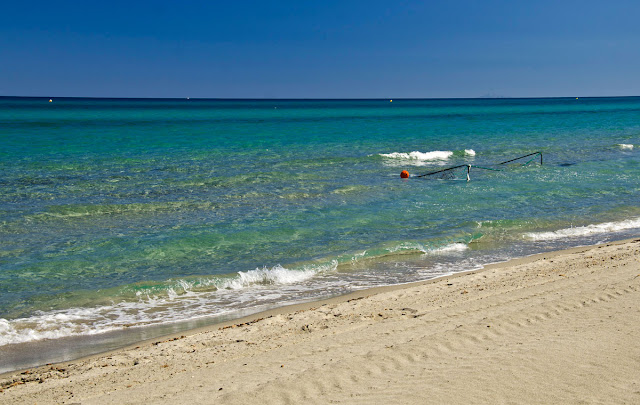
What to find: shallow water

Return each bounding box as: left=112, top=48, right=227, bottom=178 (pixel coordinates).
left=1, top=97, right=640, bottom=371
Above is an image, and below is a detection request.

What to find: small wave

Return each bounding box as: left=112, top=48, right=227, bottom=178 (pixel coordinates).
left=384, top=241, right=469, bottom=256
left=432, top=242, right=469, bottom=253
left=0, top=242, right=471, bottom=347
left=617, top=144, right=634, bottom=150
left=0, top=241, right=471, bottom=346
left=0, top=310, right=121, bottom=346
left=379, top=151, right=453, bottom=166
left=378, top=150, right=476, bottom=166
left=0, top=262, right=337, bottom=346
left=380, top=151, right=454, bottom=160
left=130, top=261, right=337, bottom=298
left=221, top=262, right=336, bottom=289
left=524, top=217, right=640, bottom=241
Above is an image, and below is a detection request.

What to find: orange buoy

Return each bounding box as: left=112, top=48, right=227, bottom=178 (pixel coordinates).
left=400, top=170, right=409, bottom=178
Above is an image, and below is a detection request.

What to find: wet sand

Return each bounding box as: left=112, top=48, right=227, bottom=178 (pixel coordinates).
left=2, top=239, right=639, bottom=404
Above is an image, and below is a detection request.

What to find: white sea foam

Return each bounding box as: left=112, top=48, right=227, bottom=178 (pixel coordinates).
left=524, top=217, right=640, bottom=241
left=0, top=244, right=473, bottom=347
left=387, top=242, right=469, bottom=255
left=350, top=251, right=368, bottom=264
left=0, top=242, right=479, bottom=347
left=379, top=151, right=453, bottom=166
left=0, top=310, right=120, bottom=346
left=464, top=149, right=476, bottom=156
left=387, top=242, right=428, bottom=254
left=221, top=262, right=336, bottom=289
left=618, top=144, right=634, bottom=150
left=431, top=242, right=469, bottom=253
left=0, top=262, right=338, bottom=346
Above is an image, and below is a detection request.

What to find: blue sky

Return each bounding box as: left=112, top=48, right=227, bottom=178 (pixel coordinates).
left=1, top=1, right=639, bottom=98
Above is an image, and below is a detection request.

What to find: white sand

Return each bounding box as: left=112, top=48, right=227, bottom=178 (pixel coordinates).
left=2, top=239, right=640, bottom=404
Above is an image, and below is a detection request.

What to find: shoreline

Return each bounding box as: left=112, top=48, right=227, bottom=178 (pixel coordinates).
left=0, top=237, right=636, bottom=377
left=2, top=237, right=639, bottom=403
left=0, top=238, right=622, bottom=376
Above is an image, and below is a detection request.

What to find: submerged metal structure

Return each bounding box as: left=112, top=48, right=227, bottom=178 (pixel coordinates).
left=415, top=152, right=543, bottom=181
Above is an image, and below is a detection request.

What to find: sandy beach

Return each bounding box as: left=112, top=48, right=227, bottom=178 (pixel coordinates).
left=2, top=239, right=639, bottom=404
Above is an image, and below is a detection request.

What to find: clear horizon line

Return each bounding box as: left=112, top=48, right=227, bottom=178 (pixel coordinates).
left=1, top=95, right=639, bottom=101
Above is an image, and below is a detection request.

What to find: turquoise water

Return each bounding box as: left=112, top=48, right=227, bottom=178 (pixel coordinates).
left=1, top=97, right=640, bottom=369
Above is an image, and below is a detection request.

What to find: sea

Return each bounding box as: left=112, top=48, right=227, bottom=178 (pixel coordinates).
left=1, top=96, right=639, bottom=372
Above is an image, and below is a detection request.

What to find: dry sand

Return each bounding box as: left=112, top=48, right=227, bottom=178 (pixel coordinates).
left=2, top=239, right=640, bottom=404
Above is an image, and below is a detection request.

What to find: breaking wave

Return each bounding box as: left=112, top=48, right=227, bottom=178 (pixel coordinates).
left=0, top=241, right=471, bottom=346
left=380, top=151, right=453, bottom=161
left=0, top=262, right=337, bottom=346
left=524, top=217, right=640, bottom=241
left=378, top=149, right=475, bottom=166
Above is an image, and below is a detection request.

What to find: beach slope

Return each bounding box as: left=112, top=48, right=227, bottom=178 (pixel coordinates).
left=2, top=239, right=639, bottom=404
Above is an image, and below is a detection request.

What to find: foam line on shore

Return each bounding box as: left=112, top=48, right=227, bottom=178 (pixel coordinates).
left=0, top=242, right=470, bottom=347
left=525, top=217, right=640, bottom=241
